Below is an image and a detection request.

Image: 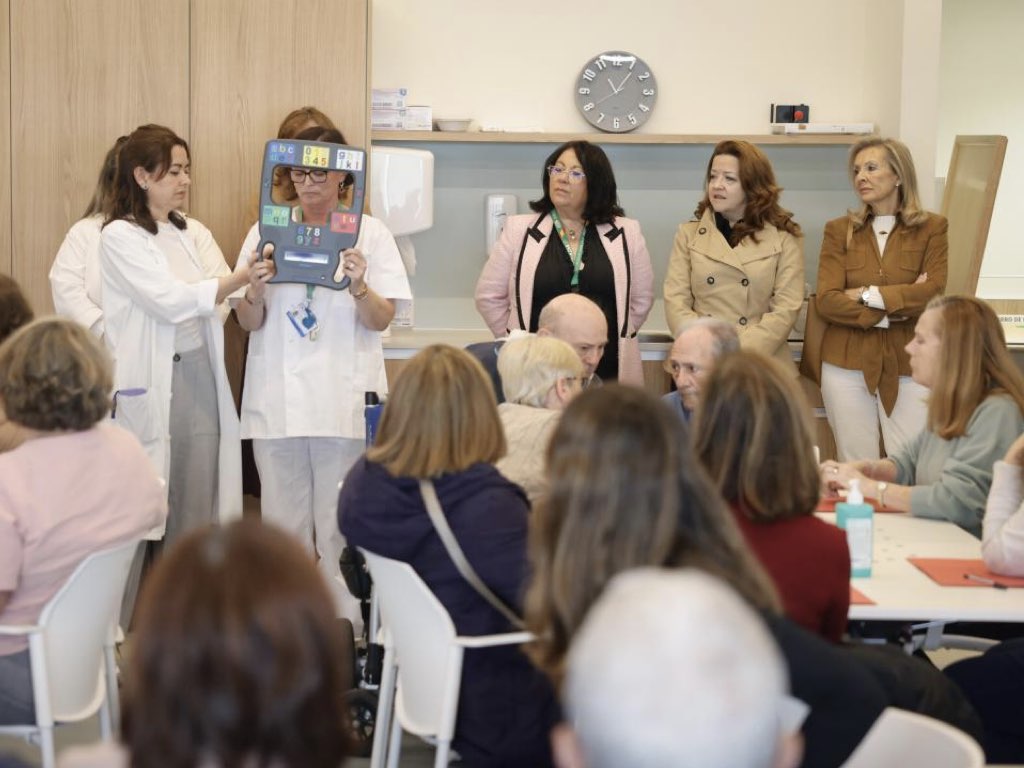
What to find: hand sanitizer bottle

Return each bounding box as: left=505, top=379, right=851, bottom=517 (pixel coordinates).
left=836, top=479, right=873, bottom=578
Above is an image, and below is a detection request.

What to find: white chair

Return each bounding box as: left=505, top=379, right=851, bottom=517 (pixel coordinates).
left=0, top=539, right=141, bottom=768
left=841, top=707, right=985, bottom=768
left=360, top=549, right=533, bottom=768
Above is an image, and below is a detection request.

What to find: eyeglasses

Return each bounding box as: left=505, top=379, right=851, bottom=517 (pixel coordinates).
left=663, top=360, right=703, bottom=377
left=289, top=168, right=329, bottom=184
left=547, top=165, right=586, bottom=183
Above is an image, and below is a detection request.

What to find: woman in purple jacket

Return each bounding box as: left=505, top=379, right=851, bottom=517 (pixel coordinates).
left=338, top=344, right=558, bottom=768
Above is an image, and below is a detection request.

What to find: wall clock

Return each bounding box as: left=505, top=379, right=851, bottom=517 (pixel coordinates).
left=574, top=51, right=657, bottom=133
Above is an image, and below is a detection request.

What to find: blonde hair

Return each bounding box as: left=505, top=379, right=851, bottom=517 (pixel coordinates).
left=498, top=335, right=584, bottom=407
left=694, top=351, right=821, bottom=522
left=367, top=345, right=506, bottom=477
left=0, top=317, right=112, bottom=431
left=847, top=136, right=928, bottom=229
left=925, top=296, right=1024, bottom=439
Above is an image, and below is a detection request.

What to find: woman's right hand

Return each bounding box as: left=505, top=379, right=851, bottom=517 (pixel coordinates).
left=246, top=243, right=276, bottom=301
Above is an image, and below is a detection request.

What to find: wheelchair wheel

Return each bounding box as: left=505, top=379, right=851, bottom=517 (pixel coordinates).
left=345, top=688, right=379, bottom=758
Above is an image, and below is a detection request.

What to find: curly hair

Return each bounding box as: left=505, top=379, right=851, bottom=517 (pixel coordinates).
left=0, top=317, right=111, bottom=431
left=694, top=139, right=801, bottom=247
left=0, top=274, right=33, bottom=345
left=123, top=520, right=350, bottom=768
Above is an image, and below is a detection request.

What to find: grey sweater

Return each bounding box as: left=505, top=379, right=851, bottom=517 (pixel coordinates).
left=889, top=395, right=1024, bottom=537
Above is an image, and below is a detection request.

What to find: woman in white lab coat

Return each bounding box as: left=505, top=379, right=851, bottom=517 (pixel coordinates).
left=101, top=124, right=253, bottom=546
left=234, top=125, right=411, bottom=614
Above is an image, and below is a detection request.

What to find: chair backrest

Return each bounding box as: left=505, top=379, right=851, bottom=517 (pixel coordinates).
left=841, top=707, right=985, bottom=768
left=360, top=550, right=458, bottom=736
left=31, top=539, right=140, bottom=725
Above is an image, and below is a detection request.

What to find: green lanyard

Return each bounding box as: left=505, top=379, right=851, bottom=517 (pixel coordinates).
left=550, top=210, right=587, bottom=289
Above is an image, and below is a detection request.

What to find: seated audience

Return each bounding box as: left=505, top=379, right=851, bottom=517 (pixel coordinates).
left=822, top=296, right=1024, bottom=536
left=525, top=384, right=888, bottom=767
left=58, top=519, right=350, bottom=768
left=0, top=274, right=34, bottom=453
left=496, top=334, right=585, bottom=504
left=467, top=293, right=607, bottom=403
left=339, top=344, right=559, bottom=767
left=0, top=318, right=166, bottom=724
left=981, top=432, right=1024, bottom=575
left=662, top=315, right=739, bottom=422
left=694, top=350, right=850, bottom=642
left=553, top=568, right=801, bottom=768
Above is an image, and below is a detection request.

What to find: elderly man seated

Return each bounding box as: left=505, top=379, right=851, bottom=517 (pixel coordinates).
left=663, top=317, right=739, bottom=422
left=468, top=293, right=607, bottom=403
left=495, top=335, right=584, bottom=505
left=553, top=568, right=802, bottom=768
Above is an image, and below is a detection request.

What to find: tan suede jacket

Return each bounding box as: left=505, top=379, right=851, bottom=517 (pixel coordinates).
left=814, top=212, right=948, bottom=414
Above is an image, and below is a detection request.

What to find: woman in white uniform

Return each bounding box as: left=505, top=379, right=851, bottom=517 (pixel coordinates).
left=235, top=126, right=411, bottom=614
left=102, top=124, right=252, bottom=547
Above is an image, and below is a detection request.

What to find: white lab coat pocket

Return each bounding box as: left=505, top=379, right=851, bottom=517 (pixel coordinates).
left=111, top=388, right=162, bottom=447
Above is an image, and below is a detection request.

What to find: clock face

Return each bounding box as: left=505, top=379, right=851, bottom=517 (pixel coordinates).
left=574, top=51, right=657, bottom=133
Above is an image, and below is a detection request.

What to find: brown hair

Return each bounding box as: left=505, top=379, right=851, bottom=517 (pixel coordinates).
left=925, top=296, right=1024, bottom=439
left=694, top=139, right=802, bottom=246
left=106, top=124, right=189, bottom=235
left=693, top=351, right=821, bottom=522
left=524, top=384, right=778, bottom=687
left=368, top=344, right=506, bottom=477
left=273, top=111, right=344, bottom=202
left=122, top=520, right=350, bottom=768
left=0, top=274, right=33, bottom=345
left=847, top=136, right=928, bottom=229
left=0, top=317, right=112, bottom=431
left=82, top=135, right=129, bottom=218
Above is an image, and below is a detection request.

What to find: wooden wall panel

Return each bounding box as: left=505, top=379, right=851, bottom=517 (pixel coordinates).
left=9, top=0, right=189, bottom=314
left=1, top=0, right=11, bottom=275
left=189, top=0, right=369, bottom=265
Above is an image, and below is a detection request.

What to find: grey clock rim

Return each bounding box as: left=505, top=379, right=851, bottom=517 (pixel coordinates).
left=574, top=50, right=657, bottom=134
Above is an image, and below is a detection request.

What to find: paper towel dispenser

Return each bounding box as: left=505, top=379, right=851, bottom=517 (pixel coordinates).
left=369, top=147, right=434, bottom=236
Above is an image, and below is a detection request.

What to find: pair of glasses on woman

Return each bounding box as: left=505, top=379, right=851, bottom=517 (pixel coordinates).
left=547, top=165, right=587, bottom=183
left=289, top=168, right=329, bottom=184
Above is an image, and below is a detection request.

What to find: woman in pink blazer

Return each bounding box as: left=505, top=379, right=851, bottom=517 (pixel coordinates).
left=475, top=140, right=654, bottom=385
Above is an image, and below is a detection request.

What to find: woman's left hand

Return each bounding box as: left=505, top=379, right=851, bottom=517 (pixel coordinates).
left=338, top=248, right=367, bottom=288
left=820, top=460, right=869, bottom=496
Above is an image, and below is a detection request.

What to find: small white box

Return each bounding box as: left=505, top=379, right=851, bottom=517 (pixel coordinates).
left=372, top=88, right=408, bottom=109
left=771, top=122, right=875, bottom=135
left=371, top=108, right=405, bottom=130
left=402, top=106, right=432, bottom=131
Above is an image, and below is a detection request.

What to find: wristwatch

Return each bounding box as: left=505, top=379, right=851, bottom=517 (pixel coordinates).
left=876, top=481, right=888, bottom=508
left=861, top=287, right=872, bottom=305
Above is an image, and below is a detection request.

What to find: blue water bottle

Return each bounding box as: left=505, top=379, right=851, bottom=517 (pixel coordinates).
left=364, top=391, right=383, bottom=448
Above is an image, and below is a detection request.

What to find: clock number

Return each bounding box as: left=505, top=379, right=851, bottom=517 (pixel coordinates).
left=596, top=113, right=606, bottom=123
left=639, top=103, right=650, bottom=113
left=583, top=69, right=595, bottom=82
left=595, top=59, right=607, bottom=70
left=578, top=87, right=591, bottom=95
left=613, top=117, right=620, bottom=130
left=583, top=102, right=595, bottom=112
left=642, top=88, right=655, bottom=96
left=638, top=71, right=651, bottom=81
left=628, top=113, right=638, bottom=125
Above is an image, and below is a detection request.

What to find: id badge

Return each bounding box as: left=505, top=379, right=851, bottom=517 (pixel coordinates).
left=286, top=303, right=320, bottom=339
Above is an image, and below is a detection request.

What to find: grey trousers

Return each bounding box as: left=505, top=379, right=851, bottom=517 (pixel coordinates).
left=0, top=648, right=34, bottom=724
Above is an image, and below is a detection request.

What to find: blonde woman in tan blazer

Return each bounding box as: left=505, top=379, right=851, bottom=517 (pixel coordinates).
left=814, top=137, right=947, bottom=462
left=664, top=140, right=804, bottom=372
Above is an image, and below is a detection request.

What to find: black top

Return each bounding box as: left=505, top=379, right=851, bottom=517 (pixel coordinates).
left=528, top=223, right=619, bottom=381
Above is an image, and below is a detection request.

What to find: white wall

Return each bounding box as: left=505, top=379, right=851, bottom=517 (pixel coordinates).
left=939, top=0, right=1024, bottom=299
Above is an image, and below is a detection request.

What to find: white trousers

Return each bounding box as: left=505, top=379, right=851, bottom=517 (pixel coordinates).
left=820, top=362, right=929, bottom=462
left=253, top=436, right=364, bottom=621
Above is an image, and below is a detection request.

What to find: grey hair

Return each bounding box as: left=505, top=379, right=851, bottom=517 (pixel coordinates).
left=677, top=317, right=740, bottom=360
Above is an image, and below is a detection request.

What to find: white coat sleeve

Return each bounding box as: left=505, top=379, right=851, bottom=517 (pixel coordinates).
left=187, top=217, right=233, bottom=323
left=982, top=461, right=1024, bottom=576
left=101, top=221, right=218, bottom=324
left=50, top=219, right=103, bottom=335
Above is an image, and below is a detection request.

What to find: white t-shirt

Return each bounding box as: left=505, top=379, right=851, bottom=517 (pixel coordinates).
left=156, top=221, right=205, bottom=352
left=234, top=215, right=412, bottom=439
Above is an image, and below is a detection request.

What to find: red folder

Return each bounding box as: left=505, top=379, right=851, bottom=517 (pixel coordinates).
left=908, top=557, right=1024, bottom=588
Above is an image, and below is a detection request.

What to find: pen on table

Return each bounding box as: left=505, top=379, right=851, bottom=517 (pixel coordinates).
left=963, top=573, right=1009, bottom=590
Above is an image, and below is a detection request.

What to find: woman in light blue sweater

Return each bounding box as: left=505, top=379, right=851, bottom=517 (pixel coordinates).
left=822, top=296, right=1024, bottom=536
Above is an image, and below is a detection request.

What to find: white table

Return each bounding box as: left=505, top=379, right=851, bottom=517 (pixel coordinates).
left=818, top=512, right=1024, bottom=623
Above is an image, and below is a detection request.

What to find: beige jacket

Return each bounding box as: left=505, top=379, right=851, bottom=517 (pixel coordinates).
left=664, top=209, right=804, bottom=370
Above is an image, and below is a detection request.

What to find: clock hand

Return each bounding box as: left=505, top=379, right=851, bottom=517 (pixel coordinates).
left=615, top=71, right=634, bottom=91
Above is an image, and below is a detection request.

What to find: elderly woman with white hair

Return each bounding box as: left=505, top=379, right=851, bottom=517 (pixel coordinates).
left=496, top=334, right=585, bottom=505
